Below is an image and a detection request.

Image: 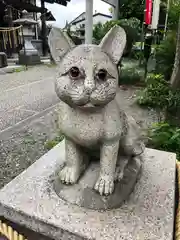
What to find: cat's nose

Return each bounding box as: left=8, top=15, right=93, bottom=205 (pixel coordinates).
left=84, top=79, right=96, bottom=94
left=85, top=86, right=95, bottom=94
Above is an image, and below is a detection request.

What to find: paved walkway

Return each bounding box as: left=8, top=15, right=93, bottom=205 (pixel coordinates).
left=0, top=65, right=59, bottom=134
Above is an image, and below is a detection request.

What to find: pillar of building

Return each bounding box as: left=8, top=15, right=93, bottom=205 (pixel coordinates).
left=85, top=0, right=93, bottom=44
left=112, top=0, right=119, bottom=21
left=41, top=0, right=47, bottom=56
left=7, top=5, right=13, bottom=57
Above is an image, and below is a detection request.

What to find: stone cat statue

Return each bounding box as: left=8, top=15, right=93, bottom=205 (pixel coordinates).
left=48, top=25, right=145, bottom=196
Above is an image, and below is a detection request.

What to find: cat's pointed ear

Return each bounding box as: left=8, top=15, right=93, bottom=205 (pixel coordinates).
left=48, top=27, right=75, bottom=63
left=99, top=25, right=126, bottom=64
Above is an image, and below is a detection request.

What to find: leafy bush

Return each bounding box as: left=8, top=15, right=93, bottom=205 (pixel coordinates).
left=119, top=67, right=144, bottom=85
left=130, top=47, right=143, bottom=60
left=153, top=0, right=180, bottom=80
left=93, top=21, right=115, bottom=44
left=119, top=18, right=141, bottom=55
left=168, top=0, right=180, bottom=30
left=137, top=73, right=180, bottom=112
left=137, top=74, right=170, bottom=108
left=148, top=122, right=180, bottom=159
left=155, top=31, right=176, bottom=80
left=93, top=18, right=140, bottom=55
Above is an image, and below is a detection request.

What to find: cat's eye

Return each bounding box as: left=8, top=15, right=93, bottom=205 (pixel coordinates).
left=97, top=69, right=107, bottom=81
left=69, top=67, right=80, bottom=79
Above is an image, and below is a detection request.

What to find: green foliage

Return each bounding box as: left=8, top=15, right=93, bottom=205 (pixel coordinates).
left=130, top=47, right=143, bottom=60
left=93, top=20, right=119, bottom=44
left=93, top=18, right=140, bottom=55
left=13, top=66, right=26, bottom=73
left=148, top=122, right=180, bottom=159
left=137, top=74, right=169, bottom=108
left=118, top=0, right=145, bottom=22
left=93, top=22, right=108, bottom=44
left=154, top=0, right=180, bottom=80
left=155, top=31, right=176, bottom=80
left=137, top=73, right=180, bottom=112
left=44, top=134, right=64, bottom=150
left=168, top=0, right=180, bottom=30
left=119, top=67, right=144, bottom=85
left=119, top=17, right=141, bottom=30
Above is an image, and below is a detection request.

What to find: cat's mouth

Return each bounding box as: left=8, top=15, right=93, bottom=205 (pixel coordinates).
left=77, top=102, right=101, bottom=109
left=78, top=102, right=96, bottom=109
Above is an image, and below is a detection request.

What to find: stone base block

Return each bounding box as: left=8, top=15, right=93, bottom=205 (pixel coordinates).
left=18, top=54, right=41, bottom=65
left=0, top=52, right=7, bottom=68
left=0, top=141, right=176, bottom=240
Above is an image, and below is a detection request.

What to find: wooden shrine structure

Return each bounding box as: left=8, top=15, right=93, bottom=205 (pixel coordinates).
left=0, top=0, right=71, bottom=57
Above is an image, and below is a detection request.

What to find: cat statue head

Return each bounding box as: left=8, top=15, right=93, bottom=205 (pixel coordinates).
left=48, top=25, right=126, bottom=110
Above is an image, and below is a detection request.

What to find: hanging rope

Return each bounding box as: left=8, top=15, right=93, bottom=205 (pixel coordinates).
left=0, top=25, right=23, bottom=50
left=0, top=220, right=27, bottom=240
left=0, top=25, right=23, bottom=31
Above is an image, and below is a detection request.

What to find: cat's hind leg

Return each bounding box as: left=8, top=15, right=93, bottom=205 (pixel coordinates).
left=115, top=155, right=129, bottom=182
left=115, top=115, right=145, bottom=182
left=115, top=154, right=143, bottom=183
left=120, top=114, right=145, bottom=157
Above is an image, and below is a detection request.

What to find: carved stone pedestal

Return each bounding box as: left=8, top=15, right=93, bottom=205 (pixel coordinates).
left=0, top=141, right=176, bottom=240
left=54, top=154, right=142, bottom=210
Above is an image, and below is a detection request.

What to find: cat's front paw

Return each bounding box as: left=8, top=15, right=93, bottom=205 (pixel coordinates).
left=94, top=175, right=114, bottom=196
left=59, top=166, right=80, bottom=184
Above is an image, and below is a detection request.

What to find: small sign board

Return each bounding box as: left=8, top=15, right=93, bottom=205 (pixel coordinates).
left=101, top=0, right=115, bottom=7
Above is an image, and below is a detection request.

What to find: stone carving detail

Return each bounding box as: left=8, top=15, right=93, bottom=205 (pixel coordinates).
left=48, top=26, right=145, bottom=206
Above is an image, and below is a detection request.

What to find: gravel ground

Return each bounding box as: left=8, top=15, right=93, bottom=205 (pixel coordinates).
left=0, top=64, right=56, bottom=92
left=0, top=108, right=59, bottom=189
left=0, top=65, right=159, bottom=189
left=0, top=64, right=59, bottom=132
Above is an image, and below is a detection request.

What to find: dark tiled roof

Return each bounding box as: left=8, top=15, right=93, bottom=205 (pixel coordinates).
left=69, top=12, right=86, bottom=25
left=44, top=0, right=70, bottom=6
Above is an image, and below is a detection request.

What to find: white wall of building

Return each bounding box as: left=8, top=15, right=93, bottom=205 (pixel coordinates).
left=71, top=15, right=111, bottom=31
left=70, top=14, right=111, bottom=32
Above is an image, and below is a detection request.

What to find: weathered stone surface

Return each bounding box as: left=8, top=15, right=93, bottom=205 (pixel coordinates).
left=0, top=141, right=176, bottom=240
left=48, top=26, right=145, bottom=197
left=0, top=52, right=7, bottom=68
left=54, top=153, right=142, bottom=210
left=19, top=40, right=41, bottom=65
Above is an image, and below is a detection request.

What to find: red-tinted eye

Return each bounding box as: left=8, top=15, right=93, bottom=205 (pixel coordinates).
left=97, top=69, right=107, bottom=81
left=69, top=67, right=80, bottom=79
